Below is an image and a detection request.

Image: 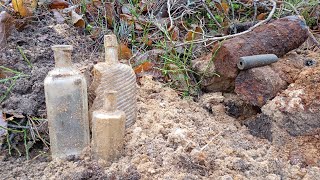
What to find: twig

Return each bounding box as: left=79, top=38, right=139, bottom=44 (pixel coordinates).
left=253, top=0, right=258, bottom=23
left=167, top=0, right=174, bottom=32
left=7, top=124, right=31, bottom=129
left=307, top=29, right=320, bottom=48
left=175, top=0, right=277, bottom=47
left=28, top=117, right=49, bottom=149
left=201, top=0, right=222, bottom=28
left=200, top=131, right=222, bottom=151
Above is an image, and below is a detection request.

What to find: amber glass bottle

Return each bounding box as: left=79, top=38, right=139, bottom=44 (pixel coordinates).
left=92, top=91, right=125, bottom=161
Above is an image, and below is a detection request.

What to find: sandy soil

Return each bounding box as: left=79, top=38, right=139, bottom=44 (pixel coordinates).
left=1, top=76, right=319, bottom=179
left=0, top=13, right=319, bottom=180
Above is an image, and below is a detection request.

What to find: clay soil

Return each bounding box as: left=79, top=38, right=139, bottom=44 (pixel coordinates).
left=1, top=16, right=320, bottom=179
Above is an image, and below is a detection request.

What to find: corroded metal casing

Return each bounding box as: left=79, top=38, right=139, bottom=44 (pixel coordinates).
left=89, top=35, right=137, bottom=128
left=201, top=15, right=308, bottom=92
left=237, top=54, right=278, bottom=70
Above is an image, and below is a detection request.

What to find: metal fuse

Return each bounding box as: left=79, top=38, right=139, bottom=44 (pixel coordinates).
left=237, top=54, right=278, bottom=70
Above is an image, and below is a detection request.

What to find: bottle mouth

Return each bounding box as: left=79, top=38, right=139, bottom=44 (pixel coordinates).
left=52, top=45, right=73, bottom=51
left=104, top=35, right=118, bottom=48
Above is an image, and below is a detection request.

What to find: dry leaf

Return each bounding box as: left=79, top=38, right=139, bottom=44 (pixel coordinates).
left=52, top=9, right=65, bottom=24
left=118, top=43, right=132, bottom=60
left=71, top=10, right=85, bottom=28
left=134, top=61, right=154, bottom=74
left=135, top=22, right=143, bottom=31
left=221, top=2, right=229, bottom=14
left=31, top=0, right=38, bottom=9
left=142, top=36, right=152, bottom=46
left=215, top=2, right=229, bottom=14
left=49, top=0, right=69, bottom=9
left=138, top=0, right=148, bottom=13
left=12, top=0, right=32, bottom=17
left=0, top=11, right=14, bottom=49
left=170, top=27, right=179, bottom=41
left=120, top=13, right=134, bottom=25
left=105, top=2, right=115, bottom=27
left=185, top=26, right=203, bottom=41
left=257, top=13, right=267, bottom=20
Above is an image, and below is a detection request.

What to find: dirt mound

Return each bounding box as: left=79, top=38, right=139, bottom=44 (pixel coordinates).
left=1, top=76, right=319, bottom=179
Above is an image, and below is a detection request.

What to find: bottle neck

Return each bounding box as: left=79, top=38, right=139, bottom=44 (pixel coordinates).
left=52, top=45, right=73, bottom=68
left=104, top=34, right=119, bottom=65
left=103, top=91, right=117, bottom=112
left=105, top=46, right=119, bottom=65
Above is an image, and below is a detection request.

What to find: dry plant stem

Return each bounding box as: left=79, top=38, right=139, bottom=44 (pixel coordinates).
left=307, top=29, right=320, bottom=48
left=176, top=0, right=277, bottom=47
left=167, top=0, right=174, bottom=32
left=200, top=131, right=222, bottom=151
left=201, top=0, right=222, bottom=28
left=253, top=0, right=258, bottom=22
left=28, top=117, right=49, bottom=149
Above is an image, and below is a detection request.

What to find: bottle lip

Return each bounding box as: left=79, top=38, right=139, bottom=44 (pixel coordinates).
left=104, top=34, right=118, bottom=47
left=52, top=45, right=73, bottom=51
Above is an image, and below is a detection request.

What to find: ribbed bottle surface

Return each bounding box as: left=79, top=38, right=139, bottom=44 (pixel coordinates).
left=90, top=63, right=137, bottom=128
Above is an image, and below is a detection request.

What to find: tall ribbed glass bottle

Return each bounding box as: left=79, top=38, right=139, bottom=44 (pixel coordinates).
left=89, top=34, right=137, bottom=128
left=44, top=45, right=90, bottom=159
left=92, top=91, right=125, bottom=161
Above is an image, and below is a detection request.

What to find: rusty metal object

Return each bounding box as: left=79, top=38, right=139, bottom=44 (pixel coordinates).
left=237, top=54, right=278, bottom=70
left=202, top=16, right=308, bottom=92
left=235, top=66, right=287, bottom=107
left=247, top=65, right=320, bottom=144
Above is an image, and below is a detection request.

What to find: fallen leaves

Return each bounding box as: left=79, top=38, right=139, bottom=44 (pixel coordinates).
left=0, top=11, right=14, bottom=49
left=118, top=43, right=132, bottom=60
left=49, top=0, right=69, bottom=9
left=170, top=27, right=179, bottom=41
left=105, top=2, right=115, bottom=27
left=215, top=1, right=229, bottom=14
left=185, top=26, right=203, bottom=41
left=257, top=13, right=267, bottom=20
left=71, top=10, right=85, bottom=28
left=12, top=0, right=32, bottom=17
left=133, top=49, right=165, bottom=79
left=134, top=61, right=154, bottom=74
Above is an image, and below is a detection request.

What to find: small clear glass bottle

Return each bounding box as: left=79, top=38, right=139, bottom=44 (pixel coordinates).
left=92, top=91, right=125, bottom=161
left=89, top=34, right=137, bottom=128
left=44, top=45, right=90, bottom=159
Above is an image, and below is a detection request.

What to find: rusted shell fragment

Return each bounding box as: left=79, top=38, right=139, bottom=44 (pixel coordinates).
left=203, top=16, right=308, bottom=92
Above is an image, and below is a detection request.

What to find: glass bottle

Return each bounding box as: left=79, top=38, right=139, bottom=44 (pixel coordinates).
left=92, top=91, right=125, bottom=161
left=44, top=45, right=90, bottom=159
left=89, top=34, right=137, bottom=128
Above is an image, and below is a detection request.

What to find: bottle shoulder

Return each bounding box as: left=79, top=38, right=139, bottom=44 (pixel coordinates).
left=47, top=67, right=81, bottom=76
left=44, top=68, right=86, bottom=85
left=94, top=62, right=135, bottom=73
left=92, top=110, right=125, bottom=120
